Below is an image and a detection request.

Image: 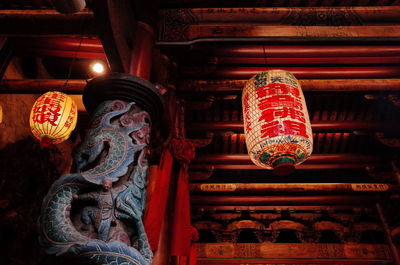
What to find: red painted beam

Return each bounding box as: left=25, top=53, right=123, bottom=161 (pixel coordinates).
left=188, top=121, right=400, bottom=133
left=191, top=205, right=363, bottom=211
left=0, top=10, right=96, bottom=36
left=178, top=79, right=400, bottom=92
left=14, top=37, right=104, bottom=53
left=189, top=163, right=388, bottom=170
left=18, top=48, right=106, bottom=59
left=190, top=195, right=381, bottom=206
left=216, top=56, right=400, bottom=65
left=197, top=259, right=387, bottom=265
left=0, top=79, right=86, bottom=93
left=192, top=154, right=384, bottom=165
left=182, top=66, right=400, bottom=79
left=194, top=45, right=400, bottom=58
left=189, top=183, right=400, bottom=194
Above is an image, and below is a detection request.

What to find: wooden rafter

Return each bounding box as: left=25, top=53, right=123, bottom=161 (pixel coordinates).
left=0, top=10, right=95, bottom=36
left=178, top=79, right=400, bottom=93
left=157, top=6, right=400, bottom=42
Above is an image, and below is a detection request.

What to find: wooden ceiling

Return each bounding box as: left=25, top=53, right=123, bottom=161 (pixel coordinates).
left=1, top=1, right=400, bottom=264
left=0, top=0, right=399, bottom=190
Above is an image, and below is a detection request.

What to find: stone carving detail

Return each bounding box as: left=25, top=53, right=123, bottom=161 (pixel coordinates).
left=39, top=100, right=153, bottom=265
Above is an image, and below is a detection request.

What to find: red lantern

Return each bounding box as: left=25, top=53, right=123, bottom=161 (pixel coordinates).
left=242, top=70, right=313, bottom=175
left=30, top=91, right=78, bottom=147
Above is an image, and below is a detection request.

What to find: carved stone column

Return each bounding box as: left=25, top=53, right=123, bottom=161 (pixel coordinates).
left=38, top=73, right=166, bottom=265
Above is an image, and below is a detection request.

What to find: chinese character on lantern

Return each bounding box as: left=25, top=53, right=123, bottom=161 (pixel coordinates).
left=30, top=91, right=78, bottom=147
left=242, top=70, right=313, bottom=175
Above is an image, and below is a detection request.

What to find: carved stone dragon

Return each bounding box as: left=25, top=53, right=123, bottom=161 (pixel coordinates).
left=38, top=99, right=153, bottom=265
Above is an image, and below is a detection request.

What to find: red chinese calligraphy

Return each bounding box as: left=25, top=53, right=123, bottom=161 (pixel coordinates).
left=260, top=121, right=281, bottom=138
left=259, top=107, right=305, bottom=123
left=258, top=95, right=303, bottom=111
left=32, top=94, right=65, bottom=126
left=282, top=120, right=308, bottom=138
left=256, top=83, right=300, bottom=99
left=254, top=83, right=309, bottom=139
left=260, top=120, right=308, bottom=138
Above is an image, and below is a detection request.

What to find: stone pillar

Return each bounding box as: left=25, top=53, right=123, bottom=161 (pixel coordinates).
left=38, top=73, right=166, bottom=265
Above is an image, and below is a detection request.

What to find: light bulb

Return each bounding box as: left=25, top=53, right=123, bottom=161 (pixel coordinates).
left=91, top=62, right=105, bottom=74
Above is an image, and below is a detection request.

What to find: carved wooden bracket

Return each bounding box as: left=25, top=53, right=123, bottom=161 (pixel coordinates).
left=189, top=169, right=214, bottom=181
left=191, top=133, right=214, bottom=148
left=375, top=132, right=400, bottom=147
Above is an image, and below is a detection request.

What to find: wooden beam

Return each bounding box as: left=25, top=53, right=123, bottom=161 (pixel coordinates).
left=214, top=56, right=400, bottom=65
left=181, top=66, right=400, bottom=79
left=196, top=243, right=391, bottom=260
left=190, top=205, right=367, bottom=211
left=197, top=260, right=388, bottom=265
left=188, top=25, right=400, bottom=41
left=189, top=183, right=399, bottom=194
left=190, top=44, right=400, bottom=58
left=158, top=6, right=400, bottom=42
left=178, top=79, right=400, bottom=92
left=91, top=0, right=135, bottom=72
left=188, top=121, right=400, bottom=133
left=160, top=6, right=400, bottom=24
left=17, top=48, right=106, bottom=60
left=193, top=154, right=387, bottom=165
left=159, top=25, right=400, bottom=43
left=190, top=195, right=382, bottom=206
left=0, top=79, right=86, bottom=94
left=0, top=10, right=96, bottom=36
left=190, top=154, right=390, bottom=170
left=0, top=93, right=86, bottom=112
left=190, top=163, right=388, bottom=170
left=13, top=38, right=105, bottom=59
left=3, top=78, right=400, bottom=94
left=14, top=38, right=103, bottom=53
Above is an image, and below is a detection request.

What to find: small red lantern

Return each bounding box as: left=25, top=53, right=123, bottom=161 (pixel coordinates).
left=242, top=70, right=313, bottom=175
left=30, top=91, right=78, bottom=147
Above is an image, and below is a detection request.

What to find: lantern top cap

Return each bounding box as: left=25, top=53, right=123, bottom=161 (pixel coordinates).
left=247, top=69, right=299, bottom=82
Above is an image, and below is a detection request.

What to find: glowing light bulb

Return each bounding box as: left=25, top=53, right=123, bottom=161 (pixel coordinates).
left=91, top=62, right=105, bottom=74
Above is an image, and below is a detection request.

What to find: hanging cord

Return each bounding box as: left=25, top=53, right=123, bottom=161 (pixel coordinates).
left=62, top=8, right=92, bottom=92
left=62, top=37, right=84, bottom=92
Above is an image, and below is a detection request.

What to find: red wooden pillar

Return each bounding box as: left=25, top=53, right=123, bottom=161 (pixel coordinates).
left=169, top=138, right=198, bottom=265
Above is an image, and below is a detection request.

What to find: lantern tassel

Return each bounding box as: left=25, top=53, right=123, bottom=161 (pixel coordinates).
left=272, top=156, right=295, bottom=176
left=40, top=136, right=54, bottom=148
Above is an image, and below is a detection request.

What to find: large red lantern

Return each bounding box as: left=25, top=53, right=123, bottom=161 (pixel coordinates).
left=30, top=91, right=78, bottom=147
left=242, top=70, right=313, bottom=175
